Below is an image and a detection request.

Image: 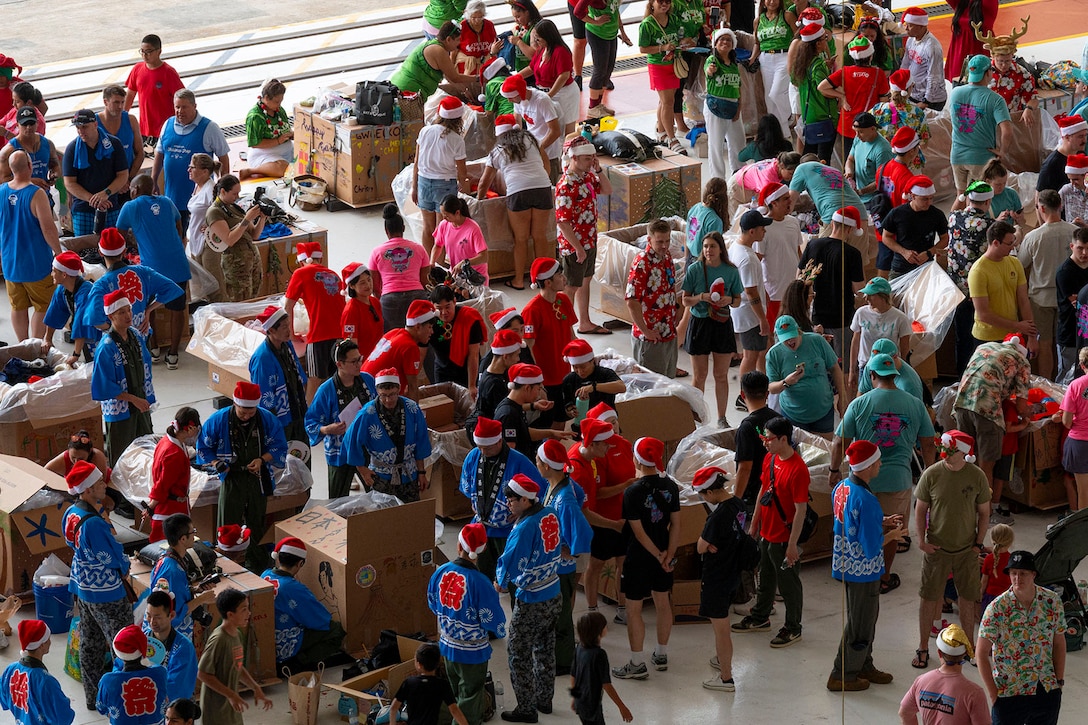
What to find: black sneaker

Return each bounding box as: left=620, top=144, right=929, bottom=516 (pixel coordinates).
left=769, top=628, right=802, bottom=648
left=735, top=395, right=748, bottom=412
left=500, top=711, right=538, bottom=723
left=605, top=80, right=615, bottom=91
left=730, top=616, right=771, bottom=633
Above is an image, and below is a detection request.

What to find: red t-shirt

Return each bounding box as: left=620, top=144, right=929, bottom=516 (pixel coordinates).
left=568, top=446, right=602, bottom=513
left=363, top=328, right=421, bottom=394
left=826, top=66, right=889, bottom=137
left=983, top=551, right=1012, bottom=597
left=521, top=293, right=577, bottom=386
left=589, top=437, right=630, bottom=520
left=341, top=295, right=384, bottom=360
left=459, top=19, right=497, bottom=60
left=877, top=159, right=915, bottom=208
left=1000, top=399, right=1020, bottom=457
left=125, top=62, right=186, bottom=137
left=756, top=451, right=811, bottom=544
left=530, top=46, right=575, bottom=89
left=286, top=264, right=345, bottom=344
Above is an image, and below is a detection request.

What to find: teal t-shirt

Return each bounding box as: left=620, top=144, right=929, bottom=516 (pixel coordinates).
left=682, top=261, right=743, bottom=318
left=849, top=135, right=894, bottom=203
left=857, top=360, right=926, bottom=401
left=990, top=186, right=1023, bottom=217
left=789, top=162, right=868, bottom=226
left=639, top=14, right=680, bottom=66
left=836, top=388, right=935, bottom=493
left=586, top=0, right=622, bottom=41
left=704, top=57, right=742, bottom=102
left=685, top=202, right=724, bottom=257
left=767, top=332, right=840, bottom=425
left=949, top=84, right=1012, bottom=166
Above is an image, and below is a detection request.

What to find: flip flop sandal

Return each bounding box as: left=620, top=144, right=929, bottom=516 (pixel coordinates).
left=911, top=650, right=930, bottom=669
left=503, top=280, right=525, bottom=291
left=897, top=536, right=912, bottom=553
left=879, top=573, right=901, bottom=594
left=577, top=325, right=612, bottom=335
left=675, top=368, right=690, bottom=378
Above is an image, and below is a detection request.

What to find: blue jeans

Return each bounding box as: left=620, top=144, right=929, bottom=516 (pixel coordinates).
left=418, top=176, right=458, bottom=212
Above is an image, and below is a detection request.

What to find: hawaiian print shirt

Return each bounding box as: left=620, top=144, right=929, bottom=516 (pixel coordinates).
left=872, top=101, right=930, bottom=172
left=946, top=207, right=994, bottom=295
left=1060, top=183, right=1088, bottom=225
left=953, top=342, right=1030, bottom=424
left=555, top=171, right=601, bottom=256
left=978, top=586, right=1064, bottom=697
left=988, top=64, right=1037, bottom=113
left=625, top=246, right=678, bottom=341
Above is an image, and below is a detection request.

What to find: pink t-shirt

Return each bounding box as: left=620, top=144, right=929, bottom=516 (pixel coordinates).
left=733, top=158, right=782, bottom=199
left=1061, top=374, right=1088, bottom=441
left=433, top=217, right=489, bottom=284
left=899, top=670, right=991, bottom=725
left=368, top=238, right=428, bottom=295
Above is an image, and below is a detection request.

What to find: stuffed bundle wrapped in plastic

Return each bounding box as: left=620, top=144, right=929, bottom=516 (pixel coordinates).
left=887, top=260, right=964, bottom=364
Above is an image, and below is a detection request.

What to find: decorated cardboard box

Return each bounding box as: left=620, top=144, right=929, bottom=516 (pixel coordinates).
left=595, top=149, right=702, bottom=232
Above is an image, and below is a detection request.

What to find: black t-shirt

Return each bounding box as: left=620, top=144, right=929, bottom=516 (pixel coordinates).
left=495, top=396, right=537, bottom=460
left=571, top=644, right=611, bottom=720
left=881, top=204, right=949, bottom=274
left=734, top=407, right=778, bottom=505
left=729, top=0, right=756, bottom=33
left=394, top=674, right=456, bottom=725
left=62, top=131, right=129, bottom=215
left=800, top=237, right=864, bottom=329
left=1038, top=149, right=1069, bottom=193
left=475, top=370, right=509, bottom=419
left=560, top=364, right=622, bottom=416
left=622, top=474, right=681, bottom=557
left=1056, top=258, right=1088, bottom=347
left=1078, top=284, right=1088, bottom=349
left=429, top=312, right=486, bottom=386
left=700, top=496, right=747, bottom=587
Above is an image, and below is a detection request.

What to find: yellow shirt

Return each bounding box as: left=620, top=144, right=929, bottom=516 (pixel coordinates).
left=968, top=254, right=1027, bottom=342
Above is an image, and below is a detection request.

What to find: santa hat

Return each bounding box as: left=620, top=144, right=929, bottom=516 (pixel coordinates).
left=233, top=381, right=261, bottom=408
left=495, top=114, right=518, bottom=136
left=500, top=74, right=527, bottom=100
left=581, top=417, right=615, bottom=444
left=217, top=524, right=252, bottom=552
left=848, top=37, right=874, bottom=60
left=406, top=300, right=437, bottom=326
left=633, top=436, right=664, bottom=472
left=296, top=241, right=318, bottom=263
left=709, top=278, right=726, bottom=303
left=342, top=261, right=368, bottom=285
left=530, top=257, right=561, bottom=288
left=888, top=69, right=913, bottom=94
left=564, top=136, right=596, bottom=160
left=908, top=175, right=936, bottom=197
left=588, top=402, right=618, bottom=421
left=113, top=625, right=149, bottom=662
left=711, top=27, right=737, bottom=48
left=890, top=126, right=920, bottom=154
left=66, top=459, right=102, bottom=495
left=940, top=430, right=976, bottom=463
left=491, top=329, right=523, bottom=356
left=98, top=227, right=127, bottom=257
left=799, top=23, right=824, bottom=43
left=1056, top=114, right=1087, bottom=137
left=901, top=6, right=929, bottom=25
left=1065, top=154, right=1088, bottom=176
left=438, top=96, right=465, bottom=119
left=692, top=466, right=728, bottom=493
left=18, top=620, right=50, bottom=655
left=490, top=307, right=521, bottom=330
left=507, top=363, right=544, bottom=387
left=758, top=182, right=789, bottom=211
left=832, top=206, right=864, bottom=236
left=52, top=251, right=83, bottom=277
left=274, top=536, right=307, bottom=560
left=538, top=438, right=571, bottom=471
left=563, top=339, right=595, bottom=366
left=257, top=305, right=287, bottom=332
left=963, top=180, right=994, bottom=203
left=103, top=289, right=131, bottom=315
left=374, top=367, right=401, bottom=387
left=846, top=440, right=881, bottom=472
left=507, top=473, right=540, bottom=500
left=482, top=58, right=507, bottom=82
left=1003, top=332, right=1028, bottom=358
left=798, top=7, right=825, bottom=27
left=458, top=522, right=488, bottom=559
left=473, top=417, right=503, bottom=447
left=936, top=623, right=975, bottom=658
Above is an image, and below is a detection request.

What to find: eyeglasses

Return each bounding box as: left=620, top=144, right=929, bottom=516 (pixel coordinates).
left=342, top=356, right=363, bottom=366
left=189, top=529, right=198, bottom=536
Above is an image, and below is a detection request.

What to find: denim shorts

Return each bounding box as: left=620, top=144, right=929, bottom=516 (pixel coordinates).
left=418, top=176, right=458, bottom=212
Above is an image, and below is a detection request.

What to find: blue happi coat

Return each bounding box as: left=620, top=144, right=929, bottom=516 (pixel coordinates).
left=543, top=478, right=593, bottom=576
left=496, top=505, right=562, bottom=603
left=84, top=262, right=184, bottom=330
left=0, top=658, right=75, bottom=725
left=428, top=558, right=507, bottom=664
left=90, top=327, right=156, bottom=422
left=459, top=446, right=544, bottom=538
left=249, top=339, right=308, bottom=428
left=831, top=475, right=886, bottom=583
left=158, top=630, right=197, bottom=704
left=343, top=397, right=432, bottom=483
left=43, top=278, right=101, bottom=353
left=96, top=665, right=168, bottom=725
left=304, top=373, right=376, bottom=467
left=65, top=503, right=130, bottom=602
left=196, top=406, right=287, bottom=482
left=148, top=554, right=194, bottom=639
left=261, top=568, right=333, bottom=662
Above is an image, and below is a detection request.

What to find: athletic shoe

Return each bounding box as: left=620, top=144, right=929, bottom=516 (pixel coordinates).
left=165, top=353, right=179, bottom=370
left=858, top=666, right=893, bottom=685
left=605, top=80, right=615, bottom=90
left=930, top=619, right=951, bottom=638
left=613, top=607, right=627, bottom=625
left=709, top=655, right=720, bottom=670
left=651, top=652, right=668, bottom=671
left=500, top=710, right=538, bottom=723
left=732, top=604, right=776, bottom=617
left=735, top=395, right=748, bottom=412
left=703, top=676, right=735, bottom=692
left=769, top=628, right=802, bottom=648
left=731, top=616, right=771, bottom=633
left=149, top=347, right=163, bottom=364
left=611, top=661, right=649, bottom=680
left=990, top=507, right=1014, bottom=525
left=826, top=675, right=869, bottom=691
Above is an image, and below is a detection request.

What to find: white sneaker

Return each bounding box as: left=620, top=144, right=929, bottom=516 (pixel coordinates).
left=703, top=676, right=735, bottom=692
left=709, top=655, right=720, bottom=670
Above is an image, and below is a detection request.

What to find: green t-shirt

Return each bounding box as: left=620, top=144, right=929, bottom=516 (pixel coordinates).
left=199, top=625, right=244, bottom=725
left=797, top=56, right=837, bottom=124
left=485, top=75, right=515, bottom=116
left=949, top=84, right=1012, bottom=166
left=848, top=134, right=894, bottom=203
left=682, top=261, right=743, bottom=318
left=766, top=331, right=840, bottom=425
left=423, top=0, right=468, bottom=31
left=390, top=40, right=445, bottom=99
left=789, top=162, right=868, bottom=225
left=756, top=12, right=792, bottom=52
left=836, top=388, right=935, bottom=493
left=586, top=0, right=622, bottom=41
left=515, top=25, right=534, bottom=71
left=915, top=460, right=991, bottom=550
left=857, top=359, right=926, bottom=401
left=990, top=186, right=1023, bottom=217
left=639, top=14, right=680, bottom=67
left=704, top=57, right=741, bottom=102
left=674, top=0, right=705, bottom=40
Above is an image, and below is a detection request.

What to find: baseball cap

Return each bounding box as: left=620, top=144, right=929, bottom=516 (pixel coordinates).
left=861, top=277, right=893, bottom=296
left=1004, top=550, right=1037, bottom=574
left=740, top=209, right=773, bottom=231
left=71, top=109, right=97, bottom=126
left=967, top=55, right=992, bottom=83
left=868, top=353, right=900, bottom=377
left=853, top=112, right=877, bottom=129
left=16, top=107, right=36, bottom=126
left=774, top=315, right=800, bottom=342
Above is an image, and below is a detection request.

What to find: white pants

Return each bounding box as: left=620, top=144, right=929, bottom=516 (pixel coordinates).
left=760, top=52, right=792, bottom=136
left=704, top=101, right=746, bottom=182
left=553, top=83, right=581, bottom=129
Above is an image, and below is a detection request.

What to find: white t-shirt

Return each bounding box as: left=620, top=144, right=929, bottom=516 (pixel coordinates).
left=416, top=123, right=467, bottom=180
left=186, top=180, right=215, bottom=256
left=850, top=305, right=912, bottom=366
left=754, top=216, right=802, bottom=302
left=486, top=137, right=552, bottom=196
left=514, top=89, right=562, bottom=160
left=729, top=241, right=766, bottom=333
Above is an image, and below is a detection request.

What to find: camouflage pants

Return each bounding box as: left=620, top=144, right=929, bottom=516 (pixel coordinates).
left=221, top=239, right=261, bottom=302
left=507, top=594, right=560, bottom=715
left=79, top=597, right=134, bottom=708
left=198, top=245, right=226, bottom=303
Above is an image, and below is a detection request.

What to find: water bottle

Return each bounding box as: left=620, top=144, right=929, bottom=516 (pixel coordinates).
left=494, top=680, right=504, bottom=711
left=392, top=98, right=402, bottom=123
left=345, top=699, right=360, bottom=725
left=581, top=121, right=593, bottom=141
left=93, top=207, right=107, bottom=234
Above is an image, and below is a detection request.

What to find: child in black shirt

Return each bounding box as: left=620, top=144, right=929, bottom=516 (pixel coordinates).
left=389, top=643, right=468, bottom=725
left=570, top=612, right=632, bottom=725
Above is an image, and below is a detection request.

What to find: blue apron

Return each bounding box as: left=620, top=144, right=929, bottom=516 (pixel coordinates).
left=97, top=111, right=136, bottom=167
left=159, top=115, right=210, bottom=212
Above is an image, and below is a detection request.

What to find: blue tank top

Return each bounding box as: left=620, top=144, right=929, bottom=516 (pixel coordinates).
left=0, top=182, right=54, bottom=283
left=8, top=134, right=51, bottom=181
left=159, top=115, right=210, bottom=212
left=97, top=111, right=136, bottom=166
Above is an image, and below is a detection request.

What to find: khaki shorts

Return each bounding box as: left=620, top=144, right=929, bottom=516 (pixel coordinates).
left=952, top=164, right=988, bottom=193
left=954, top=408, right=1004, bottom=462
left=1031, top=301, right=1057, bottom=342
left=6, top=274, right=54, bottom=312
left=561, top=246, right=597, bottom=288
left=876, top=489, right=912, bottom=523
left=919, top=545, right=982, bottom=601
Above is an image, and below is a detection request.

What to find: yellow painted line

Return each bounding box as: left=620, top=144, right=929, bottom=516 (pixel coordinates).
left=915, top=0, right=1048, bottom=19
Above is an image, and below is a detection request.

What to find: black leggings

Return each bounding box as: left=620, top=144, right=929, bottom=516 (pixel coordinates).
left=804, top=139, right=836, bottom=165
left=585, top=32, right=617, bottom=91
left=673, top=50, right=699, bottom=113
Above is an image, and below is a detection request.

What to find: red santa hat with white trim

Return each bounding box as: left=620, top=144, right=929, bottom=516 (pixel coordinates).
left=709, top=278, right=727, bottom=302
left=66, top=459, right=102, bottom=495
left=563, top=339, right=595, bottom=366
left=832, top=206, right=864, bottom=236
left=633, top=436, right=665, bottom=472
left=257, top=304, right=287, bottom=332
left=901, top=6, right=929, bottom=25
left=888, top=69, right=913, bottom=94
left=1056, top=114, right=1087, bottom=137
left=217, top=524, right=252, bottom=552
left=530, top=257, right=561, bottom=288
left=1065, top=154, right=1088, bottom=176
left=588, top=402, right=618, bottom=421
left=507, top=362, right=544, bottom=387
left=757, top=182, right=789, bottom=213
left=581, top=417, right=615, bottom=445
left=490, top=307, right=521, bottom=330
left=500, top=74, right=528, bottom=100
left=1003, top=332, right=1029, bottom=358
left=406, top=300, right=437, bottom=326
left=473, top=417, right=503, bottom=447
left=506, top=473, right=540, bottom=500
left=458, top=522, right=488, bottom=559
left=798, top=23, right=824, bottom=42
left=940, top=430, right=976, bottom=463
left=890, top=126, right=920, bottom=154
left=53, top=250, right=84, bottom=277
left=798, top=7, right=825, bottom=27
left=494, top=114, right=518, bottom=136
left=18, top=619, right=50, bottom=655
left=274, top=536, right=307, bottom=561
left=908, top=175, right=936, bottom=197
left=538, top=438, right=571, bottom=471
left=491, top=329, right=524, bottom=355
left=98, top=227, right=127, bottom=257
left=692, top=466, right=729, bottom=493
left=113, top=625, right=149, bottom=663
left=342, top=261, right=369, bottom=285
left=374, top=367, right=401, bottom=387
left=102, top=289, right=131, bottom=315
left=233, top=381, right=261, bottom=408
left=846, top=439, right=881, bottom=471
left=438, top=96, right=464, bottom=119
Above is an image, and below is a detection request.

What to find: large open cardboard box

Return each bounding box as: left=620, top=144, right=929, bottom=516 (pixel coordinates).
left=614, top=392, right=697, bottom=466
left=1005, top=422, right=1068, bottom=511
left=0, top=454, right=73, bottom=595
left=324, top=636, right=425, bottom=720
left=275, top=500, right=438, bottom=655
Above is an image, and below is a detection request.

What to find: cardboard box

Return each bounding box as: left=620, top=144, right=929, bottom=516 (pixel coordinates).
left=275, top=501, right=438, bottom=654
left=615, top=392, right=698, bottom=465
left=0, top=412, right=104, bottom=468
left=253, top=225, right=329, bottom=299
left=595, top=149, right=702, bottom=232
left=189, top=491, right=311, bottom=547
left=186, top=296, right=281, bottom=398
left=0, top=454, right=73, bottom=595
left=424, top=457, right=474, bottom=521
left=1004, top=422, right=1068, bottom=510
left=1039, top=88, right=1074, bottom=116
left=324, top=637, right=423, bottom=719
left=671, top=579, right=707, bottom=623
left=593, top=218, right=686, bottom=325
left=419, top=383, right=475, bottom=520
left=293, top=106, right=422, bottom=208
left=419, top=394, right=455, bottom=429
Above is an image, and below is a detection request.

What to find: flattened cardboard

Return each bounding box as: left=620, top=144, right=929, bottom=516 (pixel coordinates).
left=0, top=454, right=72, bottom=594
left=614, top=394, right=696, bottom=465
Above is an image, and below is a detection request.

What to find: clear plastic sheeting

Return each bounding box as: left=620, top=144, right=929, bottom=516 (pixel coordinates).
left=33, top=554, right=71, bottom=587
left=933, top=374, right=1065, bottom=437
left=1002, top=112, right=1046, bottom=174
left=112, top=434, right=218, bottom=506
left=421, top=382, right=474, bottom=469
left=791, top=427, right=833, bottom=496
left=188, top=296, right=286, bottom=375
left=0, top=339, right=97, bottom=424
left=274, top=455, right=315, bottom=497
left=16, top=487, right=68, bottom=514
left=616, top=373, right=709, bottom=429
left=921, top=111, right=957, bottom=206
left=188, top=257, right=221, bottom=303
left=666, top=427, right=738, bottom=503
left=392, top=164, right=426, bottom=241
left=596, top=349, right=649, bottom=376
left=888, top=261, right=964, bottom=362
left=317, top=489, right=404, bottom=515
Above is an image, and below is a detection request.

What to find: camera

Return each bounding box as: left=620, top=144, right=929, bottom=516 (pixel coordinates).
left=760, top=489, right=775, bottom=507
left=192, top=605, right=214, bottom=628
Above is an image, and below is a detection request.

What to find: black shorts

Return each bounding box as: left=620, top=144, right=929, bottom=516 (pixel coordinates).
left=568, top=5, right=587, bottom=39
left=738, top=324, right=767, bottom=352
left=506, top=186, right=554, bottom=212
left=620, top=551, right=673, bottom=600
left=699, top=578, right=739, bottom=619
left=590, top=526, right=628, bottom=560
left=306, top=338, right=337, bottom=379
left=683, top=314, right=737, bottom=356
left=993, top=452, right=1016, bottom=481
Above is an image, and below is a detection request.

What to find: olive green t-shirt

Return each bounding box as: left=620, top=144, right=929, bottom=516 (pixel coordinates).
left=915, top=461, right=991, bottom=551
left=199, top=625, right=245, bottom=725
